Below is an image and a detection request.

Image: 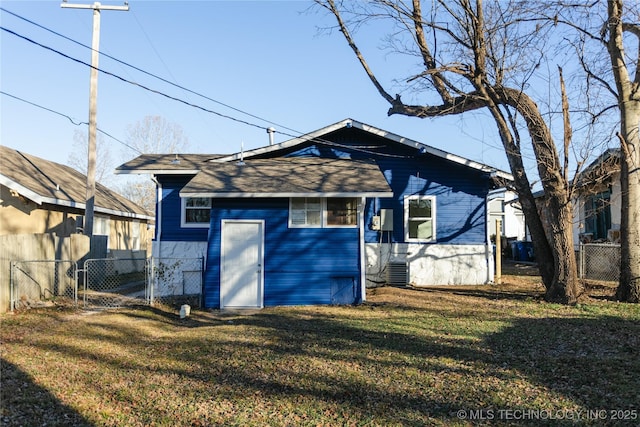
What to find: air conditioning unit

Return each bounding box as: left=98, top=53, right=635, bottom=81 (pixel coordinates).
left=386, top=262, right=408, bottom=286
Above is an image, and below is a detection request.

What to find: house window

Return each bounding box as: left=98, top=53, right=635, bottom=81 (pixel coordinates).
left=290, top=198, right=322, bottom=226
left=181, top=197, right=211, bottom=228
left=94, top=215, right=110, bottom=249
left=327, top=198, right=358, bottom=226
left=94, top=216, right=110, bottom=236
left=289, top=197, right=358, bottom=228
left=404, top=195, right=436, bottom=242
left=584, top=191, right=611, bottom=240
left=131, top=220, right=140, bottom=250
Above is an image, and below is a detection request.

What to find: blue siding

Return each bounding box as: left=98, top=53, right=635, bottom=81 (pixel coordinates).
left=271, top=128, right=490, bottom=245
left=204, top=198, right=361, bottom=309
left=157, top=175, right=209, bottom=242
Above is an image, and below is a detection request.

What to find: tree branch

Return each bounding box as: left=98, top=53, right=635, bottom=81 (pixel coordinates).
left=320, top=0, right=396, bottom=105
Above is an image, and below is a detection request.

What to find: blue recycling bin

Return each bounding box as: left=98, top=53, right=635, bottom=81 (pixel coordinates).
left=511, top=241, right=534, bottom=261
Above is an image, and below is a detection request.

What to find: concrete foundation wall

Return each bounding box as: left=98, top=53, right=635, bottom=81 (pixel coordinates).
left=365, top=243, right=492, bottom=287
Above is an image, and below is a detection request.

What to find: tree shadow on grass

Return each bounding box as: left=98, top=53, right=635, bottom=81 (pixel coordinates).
left=483, top=315, right=640, bottom=414
left=17, top=297, right=639, bottom=426
left=0, top=358, right=92, bottom=427
left=409, top=285, right=544, bottom=302
left=223, top=310, right=640, bottom=424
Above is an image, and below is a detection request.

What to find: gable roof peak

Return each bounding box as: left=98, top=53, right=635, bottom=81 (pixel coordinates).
left=214, top=118, right=513, bottom=180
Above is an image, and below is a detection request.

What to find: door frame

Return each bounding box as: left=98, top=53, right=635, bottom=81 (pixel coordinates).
left=220, top=219, right=265, bottom=309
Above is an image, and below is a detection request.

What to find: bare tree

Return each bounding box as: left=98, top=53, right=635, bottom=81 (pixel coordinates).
left=540, top=0, right=639, bottom=302
left=317, top=0, right=582, bottom=302
left=67, top=129, right=116, bottom=187
left=124, top=115, right=189, bottom=155
left=116, top=116, right=190, bottom=213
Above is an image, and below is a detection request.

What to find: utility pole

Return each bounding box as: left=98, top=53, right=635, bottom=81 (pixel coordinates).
left=61, top=1, right=128, bottom=239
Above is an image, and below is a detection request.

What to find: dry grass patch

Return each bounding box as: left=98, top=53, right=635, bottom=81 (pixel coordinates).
left=2, top=278, right=639, bottom=426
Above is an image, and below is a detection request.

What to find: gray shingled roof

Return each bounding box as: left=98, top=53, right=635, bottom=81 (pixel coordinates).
left=0, top=145, right=152, bottom=219
left=116, top=153, right=224, bottom=174
left=180, top=157, right=393, bottom=198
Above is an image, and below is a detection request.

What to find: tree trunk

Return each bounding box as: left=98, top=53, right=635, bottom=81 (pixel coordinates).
left=616, top=104, right=640, bottom=302
left=320, top=0, right=582, bottom=302
left=606, top=0, right=640, bottom=302
left=497, top=87, right=581, bottom=303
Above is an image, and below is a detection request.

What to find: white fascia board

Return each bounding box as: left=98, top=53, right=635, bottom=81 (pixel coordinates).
left=114, top=169, right=200, bottom=175
left=180, top=191, right=394, bottom=199
left=93, top=206, right=154, bottom=221
left=1, top=174, right=152, bottom=220
left=213, top=121, right=349, bottom=163
left=354, top=121, right=514, bottom=180
left=212, top=119, right=513, bottom=181
left=0, top=175, right=44, bottom=205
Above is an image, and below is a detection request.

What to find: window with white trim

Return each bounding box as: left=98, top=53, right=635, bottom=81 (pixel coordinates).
left=94, top=215, right=110, bottom=249
left=404, top=195, right=436, bottom=242
left=289, top=197, right=358, bottom=228
left=290, top=197, right=321, bottom=226
left=181, top=197, right=211, bottom=228
left=131, top=220, right=140, bottom=250
left=326, top=198, right=358, bottom=226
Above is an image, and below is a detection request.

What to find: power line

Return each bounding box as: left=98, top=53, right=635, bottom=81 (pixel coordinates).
left=1, top=90, right=142, bottom=154
left=0, top=6, right=303, bottom=136
left=1, top=25, right=271, bottom=132
left=2, top=25, right=413, bottom=160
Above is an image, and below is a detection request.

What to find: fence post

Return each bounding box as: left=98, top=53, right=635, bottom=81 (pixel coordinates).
left=578, top=244, right=584, bottom=280
left=83, top=261, right=88, bottom=307
left=74, top=262, right=78, bottom=307
left=10, top=261, right=15, bottom=313
left=200, top=256, right=205, bottom=308
left=149, top=256, right=155, bottom=306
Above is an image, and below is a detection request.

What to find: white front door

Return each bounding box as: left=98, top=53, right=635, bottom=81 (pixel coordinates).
left=221, top=220, right=264, bottom=308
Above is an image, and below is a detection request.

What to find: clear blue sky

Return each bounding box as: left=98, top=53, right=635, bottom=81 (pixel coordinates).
left=1, top=0, right=509, bottom=176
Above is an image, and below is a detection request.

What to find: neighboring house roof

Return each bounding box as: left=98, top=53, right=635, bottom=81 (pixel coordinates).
left=116, top=153, right=224, bottom=175
left=575, top=148, right=620, bottom=191
left=215, top=118, right=514, bottom=181
left=180, top=157, right=393, bottom=198
left=0, top=145, right=153, bottom=220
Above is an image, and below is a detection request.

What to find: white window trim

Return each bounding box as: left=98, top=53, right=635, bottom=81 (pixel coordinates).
left=404, top=195, right=436, bottom=242
left=131, top=220, right=141, bottom=251
left=93, top=215, right=111, bottom=251
left=289, top=197, right=359, bottom=228
left=181, top=197, right=211, bottom=228
left=93, top=215, right=110, bottom=236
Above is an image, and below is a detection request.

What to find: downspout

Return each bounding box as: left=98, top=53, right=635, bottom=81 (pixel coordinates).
left=485, top=191, right=494, bottom=284
left=486, top=185, right=505, bottom=284
left=152, top=175, right=162, bottom=259
left=359, top=196, right=367, bottom=302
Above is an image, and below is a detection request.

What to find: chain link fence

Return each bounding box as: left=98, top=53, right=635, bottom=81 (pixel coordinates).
left=10, top=260, right=77, bottom=310
left=10, top=256, right=204, bottom=311
left=147, top=257, right=204, bottom=308
left=578, top=243, right=620, bottom=283
left=82, top=258, right=147, bottom=308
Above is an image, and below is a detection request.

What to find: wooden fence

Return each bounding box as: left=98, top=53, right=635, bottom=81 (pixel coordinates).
left=0, top=233, right=92, bottom=313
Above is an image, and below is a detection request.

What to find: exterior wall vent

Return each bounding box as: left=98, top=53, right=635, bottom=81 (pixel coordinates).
left=386, top=262, right=408, bottom=286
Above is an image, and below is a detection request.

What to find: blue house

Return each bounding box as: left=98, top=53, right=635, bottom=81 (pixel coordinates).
left=117, top=119, right=512, bottom=309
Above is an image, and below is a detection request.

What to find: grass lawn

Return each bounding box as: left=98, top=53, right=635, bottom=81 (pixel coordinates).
left=1, top=269, right=639, bottom=426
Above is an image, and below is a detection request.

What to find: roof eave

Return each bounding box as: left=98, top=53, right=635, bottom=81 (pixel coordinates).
left=213, top=119, right=513, bottom=180
left=180, top=191, right=394, bottom=198
left=115, top=169, right=200, bottom=175
left=0, top=175, right=44, bottom=205
left=1, top=175, right=152, bottom=220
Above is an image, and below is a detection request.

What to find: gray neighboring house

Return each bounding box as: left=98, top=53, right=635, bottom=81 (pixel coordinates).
left=572, top=148, right=622, bottom=244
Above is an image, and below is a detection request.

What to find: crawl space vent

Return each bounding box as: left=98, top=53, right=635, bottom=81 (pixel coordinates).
left=386, top=262, right=408, bottom=286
